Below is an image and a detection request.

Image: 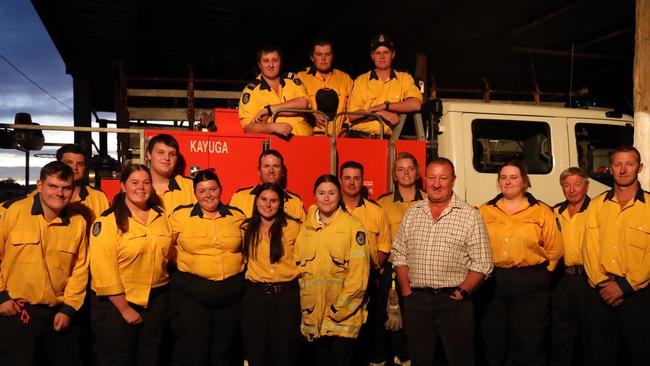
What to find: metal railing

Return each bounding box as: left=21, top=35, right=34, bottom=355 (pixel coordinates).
left=0, top=123, right=146, bottom=163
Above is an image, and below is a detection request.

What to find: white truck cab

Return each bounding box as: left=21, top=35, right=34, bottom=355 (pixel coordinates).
left=434, top=100, right=634, bottom=206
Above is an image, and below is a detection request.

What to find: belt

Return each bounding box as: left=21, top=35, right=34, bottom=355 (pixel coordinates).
left=565, top=265, right=585, bottom=275
left=248, top=279, right=298, bottom=294
left=348, top=130, right=389, bottom=139
left=412, top=287, right=455, bottom=295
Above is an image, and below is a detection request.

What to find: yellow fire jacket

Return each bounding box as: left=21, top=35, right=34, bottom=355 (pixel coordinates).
left=296, top=205, right=369, bottom=340
left=552, top=197, right=590, bottom=267
left=0, top=194, right=88, bottom=317
left=90, top=205, right=172, bottom=308
left=583, top=187, right=650, bottom=293
left=170, top=203, right=245, bottom=281
left=479, top=193, right=563, bottom=271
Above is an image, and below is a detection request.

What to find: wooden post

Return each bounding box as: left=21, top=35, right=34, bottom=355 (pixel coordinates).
left=634, top=0, right=650, bottom=189
left=415, top=53, right=428, bottom=99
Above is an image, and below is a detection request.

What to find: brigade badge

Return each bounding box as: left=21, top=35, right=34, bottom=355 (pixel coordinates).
left=242, top=93, right=250, bottom=104
left=293, top=77, right=303, bottom=86
left=92, top=222, right=102, bottom=236
left=379, top=34, right=385, bottom=42
left=356, top=231, right=366, bottom=245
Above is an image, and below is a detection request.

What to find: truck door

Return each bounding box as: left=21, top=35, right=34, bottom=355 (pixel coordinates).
left=461, top=114, right=568, bottom=206
left=566, top=118, right=633, bottom=198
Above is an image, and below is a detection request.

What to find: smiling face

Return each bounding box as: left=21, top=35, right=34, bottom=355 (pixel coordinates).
left=610, top=151, right=643, bottom=189
left=259, top=154, right=283, bottom=185
left=315, top=181, right=340, bottom=216
left=147, top=142, right=177, bottom=178
left=37, top=174, right=74, bottom=215
left=340, top=167, right=363, bottom=199
left=425, top=162, right=455, bottom=205
left=394, top=158, right=418, bottom=189
left=561, top=174, right=589, bottom=206
left=195, top=179, right=221, bottom=213
left=256, top=189, right=281, bottom=221
left=121, top=169, right=153, bottom=209
left=498, top=165, right=527, bottom=199
left=258, top=51, right=282, bottom=80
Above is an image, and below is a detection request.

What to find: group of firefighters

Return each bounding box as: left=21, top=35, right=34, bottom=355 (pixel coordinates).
left=238, top=34, right=422, bottom=139
left=1, top=33, right=649, bottom=366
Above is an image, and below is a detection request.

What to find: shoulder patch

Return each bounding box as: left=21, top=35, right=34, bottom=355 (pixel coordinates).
left=242, top=92, right=250, bottom=104
left=92, top=221, right=102, bottom=236
left=236, top=186, right=254, bottom=193
left=99, top=207, right=115, bottom=217
left=246, top=80, right=261, bottom=90
left=356, top=231, right=366, bottom=245
left=292, top=77, right=303, bottom=86
left=173, top=203, right=194, bottom=213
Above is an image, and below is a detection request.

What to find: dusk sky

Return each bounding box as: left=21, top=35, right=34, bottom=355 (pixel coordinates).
left=0, top=1, right=114, bottom=184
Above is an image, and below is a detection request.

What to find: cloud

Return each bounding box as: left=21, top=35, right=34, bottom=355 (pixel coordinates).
left=0, top=1, right=73, bottom=127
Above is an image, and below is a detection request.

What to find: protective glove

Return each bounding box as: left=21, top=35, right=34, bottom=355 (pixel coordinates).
left=385, top=286, right=403, bottom=331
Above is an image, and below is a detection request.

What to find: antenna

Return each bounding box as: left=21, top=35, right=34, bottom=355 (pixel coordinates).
left=569, top=43, right=575, bottom=107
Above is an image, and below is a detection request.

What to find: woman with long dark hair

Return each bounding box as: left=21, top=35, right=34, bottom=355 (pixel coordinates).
left=295, top=174, right=370, bottom=366
left=168, top=169, right=246, bottom=366
left=90, top=164, right=172, bottom=366
left=240, top=182, right=301, bottom=366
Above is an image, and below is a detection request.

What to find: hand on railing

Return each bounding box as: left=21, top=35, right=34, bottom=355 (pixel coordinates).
left=334, top=111, right=389, bottom=139
left=270, top=109, right=335, bottom=136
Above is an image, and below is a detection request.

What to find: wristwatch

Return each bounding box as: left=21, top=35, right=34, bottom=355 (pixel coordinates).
left=384, top=101, right=390, bottom=111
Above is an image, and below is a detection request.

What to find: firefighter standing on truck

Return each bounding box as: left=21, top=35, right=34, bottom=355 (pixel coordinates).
left=0, top=161, right=89, bottom=365
left=295, top=174, right=369, bottom=366
left=90, top=164, right=172, bottom=366
left=229, top=149, right=305, bottom=221
left=347, top=34, right=422, bottom=138
left=238, top=45, right=311, bottom=137
left=297, top=40, right=353, bottom=136
left=146, top=134, right=196, bottom=214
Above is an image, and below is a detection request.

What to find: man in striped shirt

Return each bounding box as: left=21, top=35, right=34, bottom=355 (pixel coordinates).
left=391, top=158, right=493, bottom=366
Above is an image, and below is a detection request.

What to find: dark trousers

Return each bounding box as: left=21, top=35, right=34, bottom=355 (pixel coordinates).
left=169, top=270, right=245, bottom=366
left=313, top=336, right=356, bottom=366
left=549, top=271, right=591, bottom=366
left=92, top=285, right=169, bottom=366
left=241, top=279, right=301, bottom=366
left=478, top=264, right=550, bottom=366
left=358, top=263, right=393, bottom=364
left=404, top=289, right=474, bottom=366
left=582, top=282, right=650, bottom=366
left=0, top=303, right=80, bottom=366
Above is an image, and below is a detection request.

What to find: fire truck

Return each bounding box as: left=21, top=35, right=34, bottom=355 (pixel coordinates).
left=101, top=99, right=634, bottom=208
left=1, top=99, right=633, bottom=208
